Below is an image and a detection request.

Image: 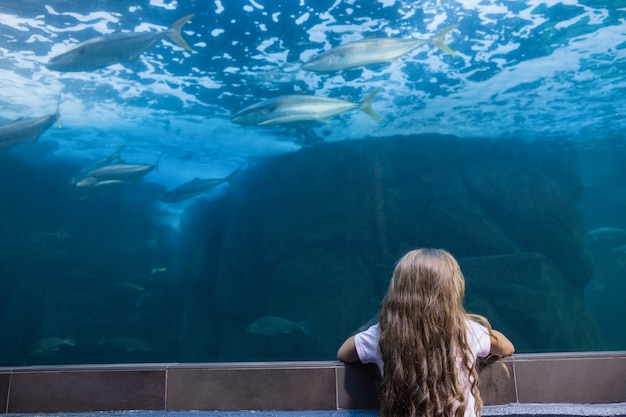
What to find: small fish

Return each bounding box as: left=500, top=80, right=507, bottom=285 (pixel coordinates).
left=29, top=336, right=75, bottom=357
left=303, top=24, right=458, bottom=72
left=106, top=282, right=145, bottom=294
left=75, top=156, right=160, bottom=188
left=245, top=315, right=313, bottom=338
left=47, top=14, right=194, bottom=72
left=232, top=90, right=381, bottom=126
left=96, top=337, right=151, bottom=353
left=0, top=98, right=60, bottom=151
left=31, top=226, right=69, bottom=246
left=150, top=266, right=167, bottom=274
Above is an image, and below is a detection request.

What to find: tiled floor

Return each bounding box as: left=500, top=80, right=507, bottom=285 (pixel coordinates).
left=4, top=404, right=626, bottom=417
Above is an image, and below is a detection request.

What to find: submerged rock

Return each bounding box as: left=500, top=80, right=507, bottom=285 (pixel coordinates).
left=178, top=134, right=601, bottom=360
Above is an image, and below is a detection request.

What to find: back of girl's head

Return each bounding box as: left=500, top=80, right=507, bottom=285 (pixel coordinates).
left=378, top=248, right=475, bottom=417
left=384, top=248, right=466, bottom=319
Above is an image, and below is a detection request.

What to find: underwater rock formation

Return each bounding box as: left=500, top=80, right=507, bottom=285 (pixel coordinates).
left=461, top=253, right=601, bottom=352
left=178, top=134, right=601, bottom=360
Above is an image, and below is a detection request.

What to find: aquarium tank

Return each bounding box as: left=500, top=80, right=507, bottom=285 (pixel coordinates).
left=0, top=0, right=624, bottom=366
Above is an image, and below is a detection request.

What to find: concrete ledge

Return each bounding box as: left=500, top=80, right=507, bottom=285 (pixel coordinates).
left=483, top=403, right=626, bottom=416
left=0, top=352, right=624, bottom=413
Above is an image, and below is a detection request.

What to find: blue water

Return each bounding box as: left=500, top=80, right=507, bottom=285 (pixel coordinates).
left=0, top=1, right=626, bottom=366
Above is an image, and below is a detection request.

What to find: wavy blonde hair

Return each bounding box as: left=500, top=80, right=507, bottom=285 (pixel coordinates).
left=378, top=248, right=492, bottom=417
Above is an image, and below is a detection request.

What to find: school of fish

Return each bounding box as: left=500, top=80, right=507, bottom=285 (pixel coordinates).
left=4, top=17, right=463, bottom=352
left=1, top=14, right=460, bottom=203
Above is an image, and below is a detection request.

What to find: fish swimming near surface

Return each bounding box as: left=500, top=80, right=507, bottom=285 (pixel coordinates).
left=0, top=99, right=60, bottom=152
left=75, top=155, right=160, bottom=188
left=302, top=24, right=458, bottom=72
left=71, top=145, right=126, bottom=184
left=245, top=315, right=313, bottom=338
left=232, top=90, right=381, bottom=126
left=163, top=167, right=241, bottom=203
left=46, top=14, right=194, bottom=72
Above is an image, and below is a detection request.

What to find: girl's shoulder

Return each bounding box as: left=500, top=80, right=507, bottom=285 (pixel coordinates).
left=465, top=318, right=491, bottom=357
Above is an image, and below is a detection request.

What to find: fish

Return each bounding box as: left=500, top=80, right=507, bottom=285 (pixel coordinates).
left=150, top=266, right=167, bottom=274
left=0, top=98, right=60, bottom=152
left=106, top=282, right=145, bottom=294
left=232, top=90, right=381, bottom=126
left=245, top=315, right=313, bottom=338
left=29, top=336, right=75, bottom=357
left=162, top=167, right=241, bottom=203
left=47, top=14, right=194, bottom=72
left=163, top=178, right=225, bottom=203
left=74, top=156, right=160, bottom=188
left=302, top=24, right=458, bottom=72
left=31, top=226, right=69, bottom=246
left=71, top=145, right=126, bottom=184
left=77, top=179, right=128, bottom=188
left=96, top=337, right=151, bottom=353
left=587, top=227, right=626, bottom=243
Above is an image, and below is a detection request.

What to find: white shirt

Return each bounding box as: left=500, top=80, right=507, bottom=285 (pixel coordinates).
left=354, top=318, right=491, bottom=417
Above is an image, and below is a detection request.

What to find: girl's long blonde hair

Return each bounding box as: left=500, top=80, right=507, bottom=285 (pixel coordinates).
left=378, top=248, right=492, bottom=417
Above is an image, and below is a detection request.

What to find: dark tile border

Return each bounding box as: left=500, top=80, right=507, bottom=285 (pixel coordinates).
left=0, top=352, right=623, bottom=413
left=515, top=353, right=626, bottom=403
left=478, top=357, right=516, bottom=405
left=0, top=373, right=9, bottom=413
left=167, top=366, right=336, bottom=411
left=7, top=369, right=166, bottom=413
left=336, top=362, right=379, bottom=409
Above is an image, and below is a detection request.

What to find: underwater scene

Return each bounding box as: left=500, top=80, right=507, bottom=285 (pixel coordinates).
left=0, top=0, right=625, bottom=366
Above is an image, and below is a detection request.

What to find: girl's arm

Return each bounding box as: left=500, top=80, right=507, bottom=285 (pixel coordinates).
left=337, top=335, right=360, bottom=362
left=489, top=329, right=515, bottom=356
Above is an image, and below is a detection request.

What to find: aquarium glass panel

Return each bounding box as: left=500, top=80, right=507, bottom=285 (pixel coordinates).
left=0, top=0, right=624, bottom=366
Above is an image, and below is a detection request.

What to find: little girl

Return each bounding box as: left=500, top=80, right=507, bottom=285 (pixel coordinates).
left=338, top=248, right=515, bottom=417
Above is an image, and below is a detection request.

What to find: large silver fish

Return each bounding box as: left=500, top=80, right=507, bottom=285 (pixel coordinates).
left=47, top=14, right=194, bottom=72
left=163, top=178, right=225, bottom=203
left=0, top=100, right=60, bottom=152
left=71, top=145, right=126, bottom=184
left=163, top=168, right=240, bottom=203
left=75, top=156, right=160, bottom=188
left=302, top=24, right=458, bottom=72
left=232, top=90, right=381, bottom=126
